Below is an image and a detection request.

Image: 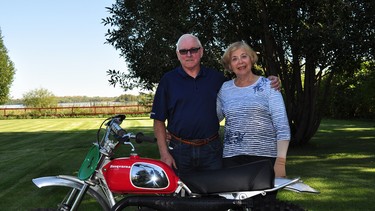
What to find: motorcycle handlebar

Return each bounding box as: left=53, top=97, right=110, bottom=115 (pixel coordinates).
left=135, top=132, right=157, bottom=143
left=109, top=117, right=129, bottom=143
left=109, top=115, right=156, bottom=144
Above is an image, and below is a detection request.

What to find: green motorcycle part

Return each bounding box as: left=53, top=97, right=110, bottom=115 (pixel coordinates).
left=78, top=145, right=100, bottom=180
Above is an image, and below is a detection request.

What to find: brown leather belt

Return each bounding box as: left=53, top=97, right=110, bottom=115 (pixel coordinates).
left=170, top=133, right=219, bottom=146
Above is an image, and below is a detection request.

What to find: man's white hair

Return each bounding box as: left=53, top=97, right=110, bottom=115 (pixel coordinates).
left=176, top=34, right=202, bottom=51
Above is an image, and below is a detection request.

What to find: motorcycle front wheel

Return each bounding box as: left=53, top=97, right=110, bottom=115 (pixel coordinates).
left=30, top=186, right=110, bottom=211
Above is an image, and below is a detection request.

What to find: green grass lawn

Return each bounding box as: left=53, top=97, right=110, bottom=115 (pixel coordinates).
left=0, top=117, right=374, bottom=210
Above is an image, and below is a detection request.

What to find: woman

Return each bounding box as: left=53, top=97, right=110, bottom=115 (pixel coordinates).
left=217, top=41, right=290, bottom=178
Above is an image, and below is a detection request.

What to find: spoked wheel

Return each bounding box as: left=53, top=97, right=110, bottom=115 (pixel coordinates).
left=30, top=186, right=110, bottom=211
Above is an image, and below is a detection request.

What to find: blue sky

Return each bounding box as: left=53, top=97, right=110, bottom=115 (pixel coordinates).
left=0, top=0, right=136, bottom=98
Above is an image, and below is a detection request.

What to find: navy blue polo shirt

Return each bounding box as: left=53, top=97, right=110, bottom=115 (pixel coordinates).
left=150, top=66, right=226, bottom=139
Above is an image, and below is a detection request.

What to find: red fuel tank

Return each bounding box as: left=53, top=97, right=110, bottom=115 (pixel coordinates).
left=102, top=155, right=180, bottom=194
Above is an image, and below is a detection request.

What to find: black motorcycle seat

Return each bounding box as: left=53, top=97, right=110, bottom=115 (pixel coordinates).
left=179, top=159, right=274, bottom=194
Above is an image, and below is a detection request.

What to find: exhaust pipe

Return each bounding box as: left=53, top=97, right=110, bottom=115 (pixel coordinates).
left=111, top=195, right=249, bottom=211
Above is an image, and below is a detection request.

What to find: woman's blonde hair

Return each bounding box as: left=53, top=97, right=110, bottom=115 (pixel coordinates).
left=221, top=41, right=258, bottom=71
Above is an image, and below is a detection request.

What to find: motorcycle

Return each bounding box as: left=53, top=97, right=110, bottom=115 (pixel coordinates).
left=32, top=115, right=319, bottom=211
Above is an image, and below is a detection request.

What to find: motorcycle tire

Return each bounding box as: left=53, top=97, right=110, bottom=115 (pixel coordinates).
left=138, top=207, right=158, bottom=211
left=30, top=185, right=110, bottom=211
left=250, top=198, right=305, bottom=211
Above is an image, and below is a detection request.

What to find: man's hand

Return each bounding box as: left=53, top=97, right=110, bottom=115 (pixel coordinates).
left=166, top=130, right=171, bottom=141
left=160, top=151, right=177, bottom=170
left=154, top=120, right=177, bottom=169
left=268, top=75, right=281, bottom=91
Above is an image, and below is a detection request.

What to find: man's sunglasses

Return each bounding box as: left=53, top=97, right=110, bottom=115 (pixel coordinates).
left=178, top=47, right=201, bottom=55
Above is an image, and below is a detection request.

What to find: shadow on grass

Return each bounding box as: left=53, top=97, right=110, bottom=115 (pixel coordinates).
left=1, top=118, right=374, bottom=210
left=0, top=126, right=158, bottom=210
left=278, top=119, right=375, bottom=210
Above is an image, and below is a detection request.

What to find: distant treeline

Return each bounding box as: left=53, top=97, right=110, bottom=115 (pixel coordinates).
left=7, top=94, right=140, bottom=105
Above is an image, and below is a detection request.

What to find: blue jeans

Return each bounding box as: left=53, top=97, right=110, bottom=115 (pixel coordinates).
left=169, top=137, right=223, bottom=175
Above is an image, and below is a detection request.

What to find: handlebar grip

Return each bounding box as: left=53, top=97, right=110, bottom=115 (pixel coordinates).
left=135, top=132, right=156, bottom=144
left=113, top=114, right=126, bottom=122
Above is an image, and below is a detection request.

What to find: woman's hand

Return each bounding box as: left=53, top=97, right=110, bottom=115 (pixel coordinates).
left=274, top=157, right=286, bottom=178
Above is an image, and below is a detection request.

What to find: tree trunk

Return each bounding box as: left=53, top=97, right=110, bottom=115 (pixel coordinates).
left=256, top=0, right=325, bottom=146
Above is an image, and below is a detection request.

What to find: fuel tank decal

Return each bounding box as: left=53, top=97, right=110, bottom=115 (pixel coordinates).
left=109, top=165, right=131, bottom=169
left=131, top=162, right=169, bottom=189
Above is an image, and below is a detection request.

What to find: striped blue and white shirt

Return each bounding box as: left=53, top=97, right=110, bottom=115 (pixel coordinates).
left=217, top=76, right=290, bottom=158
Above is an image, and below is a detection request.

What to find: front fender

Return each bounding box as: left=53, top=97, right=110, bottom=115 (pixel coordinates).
left=32, top=175, right=111, bottom=210
left=33, top=175, right=83, bottom=189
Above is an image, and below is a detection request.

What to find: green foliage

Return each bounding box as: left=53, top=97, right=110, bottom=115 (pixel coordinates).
left=103, top=0, right=375, bottom=89
left=103, top=0, right=191, bottom=91
left=0, top=29, right=16, bottom=104
left=137, top=92, right=154, bottom=110
left=56, top=96, right=116, bottom=104
left=6, top=95, right=140, bottom=106
left=22, top=88, right=57, bottom=108
left=103, top=0, right=375, bottom=145
left=114, top=94, right=139, bottom=103
left=325, top=61, right=375, bottom=119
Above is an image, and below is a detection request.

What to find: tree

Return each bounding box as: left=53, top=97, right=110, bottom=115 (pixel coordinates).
left=103, top=0, right=375, bottom=145
left=0, top=29, right=16, bottom=104
left=22, top=88, right=57, bottom=108
left=103, top=0, right=193, bottom=91
left=137, top=92, right=154, bottom=110
left=326, top=61, right=375, bottom=119
left=115, top=94, right=138, bottom=103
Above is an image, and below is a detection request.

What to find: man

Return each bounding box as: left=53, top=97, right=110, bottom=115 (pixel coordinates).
left=150, top=34, right=279, bottom=175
